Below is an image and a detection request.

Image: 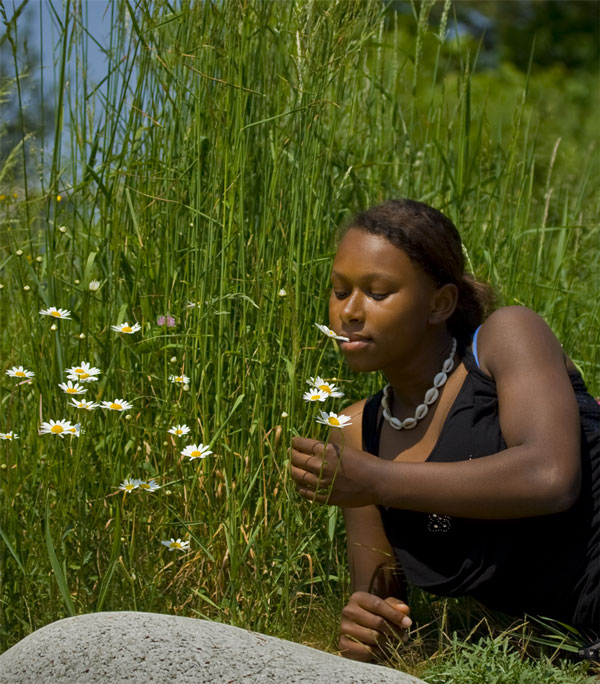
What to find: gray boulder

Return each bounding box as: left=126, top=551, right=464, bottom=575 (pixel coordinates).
left=0, top=611, right=427, bottom=683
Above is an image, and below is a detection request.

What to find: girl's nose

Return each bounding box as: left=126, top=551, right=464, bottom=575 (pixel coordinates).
left=340, top=290, right=364, bottom=323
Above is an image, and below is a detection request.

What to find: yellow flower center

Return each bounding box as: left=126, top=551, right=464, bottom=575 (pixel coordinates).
left=125, top=484, right=134, bottom=491
left=328, top=416, right=340, bottom=426
left=176, top=429, right=183, bottom=435
left=140, top=483, right=149, bottom=490
left=51, top=425, right=64, bottom=433
left=311, top=394, right=320, bottom=400
left=15, top=371, right=25, bottom=377
left=50, top=310, right=61, bottom=317
left=175, top=376, right=183, bottom=382
left=122, top=326, right=132, bottom=333
left=5, top=435, right=12, bottom=440
left=318, top=384, right=331, bottom=392
left=190, top=450, right=201, bottom=458
left=79, top=372, right=90, bottom=379
left=110, top=403, right=122, bottom=410
left=171, top=542, right=182, bottom=549
left=66, top=388, right=78, bottom=393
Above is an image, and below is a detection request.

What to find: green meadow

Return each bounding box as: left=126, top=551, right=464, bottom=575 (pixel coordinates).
left=1, top=1, right=598, bottom=680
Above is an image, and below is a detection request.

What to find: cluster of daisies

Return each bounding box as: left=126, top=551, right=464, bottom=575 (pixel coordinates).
left=303, top=325, right=353, bottom=429
left=1, top=306, right=207, bottom=553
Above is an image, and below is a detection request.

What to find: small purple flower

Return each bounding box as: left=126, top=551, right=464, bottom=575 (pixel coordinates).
left=157, top=314, right=176, bottom=328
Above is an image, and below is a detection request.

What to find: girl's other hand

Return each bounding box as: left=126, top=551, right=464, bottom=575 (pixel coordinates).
left=339, top=591, right=411, bottom=662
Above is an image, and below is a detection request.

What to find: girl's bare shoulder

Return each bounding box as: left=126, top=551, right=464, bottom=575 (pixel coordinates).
left=475, top=305, right=566, bottom=377
left=330, top=398, right=368, bottom=450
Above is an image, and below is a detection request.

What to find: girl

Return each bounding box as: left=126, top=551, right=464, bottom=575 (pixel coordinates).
left=290, top=199, right=600, bottom=663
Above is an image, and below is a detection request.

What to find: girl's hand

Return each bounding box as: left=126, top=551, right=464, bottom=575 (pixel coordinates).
left=290, top=436, right=379, bottom=507
left=339, top=591, right=411, bottom=662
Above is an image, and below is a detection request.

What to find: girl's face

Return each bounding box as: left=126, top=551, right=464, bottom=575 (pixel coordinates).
left=329, top=228, right=439, bottom=374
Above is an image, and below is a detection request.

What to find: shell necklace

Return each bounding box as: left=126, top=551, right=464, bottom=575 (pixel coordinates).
left=381, top=337, right=457, bottom=430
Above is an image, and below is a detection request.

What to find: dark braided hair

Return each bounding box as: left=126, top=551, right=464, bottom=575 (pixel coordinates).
left=339, top=199, right=495, bottom=352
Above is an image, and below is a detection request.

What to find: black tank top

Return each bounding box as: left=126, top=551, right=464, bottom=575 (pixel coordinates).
left=362, top=349, right=600, bottom=634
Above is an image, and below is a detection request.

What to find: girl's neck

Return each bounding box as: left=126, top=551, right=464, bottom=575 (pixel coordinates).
left=383, top=332, right=457, bottom=411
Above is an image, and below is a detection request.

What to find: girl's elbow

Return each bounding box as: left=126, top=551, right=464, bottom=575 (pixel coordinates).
left=543, top=462, right=581, bottom=513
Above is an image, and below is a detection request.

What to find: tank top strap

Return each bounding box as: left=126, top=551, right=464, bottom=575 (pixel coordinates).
left=362, top=389, right=384, bottom=455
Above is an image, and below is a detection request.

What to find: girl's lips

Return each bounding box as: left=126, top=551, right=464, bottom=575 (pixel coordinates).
left=340, top=338, right=372, bottom=351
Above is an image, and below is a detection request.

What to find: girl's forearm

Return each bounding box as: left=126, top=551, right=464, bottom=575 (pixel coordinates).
left=370, top=446, right=581, bottom=519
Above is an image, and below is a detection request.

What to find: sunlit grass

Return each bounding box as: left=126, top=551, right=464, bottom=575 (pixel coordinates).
left=0, top=0, right=598, bottom=679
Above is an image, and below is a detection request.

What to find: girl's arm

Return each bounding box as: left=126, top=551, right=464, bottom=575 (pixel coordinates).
left=329, top=403, right=411, bottom=661
left=291, top=306, right=582, bottom=519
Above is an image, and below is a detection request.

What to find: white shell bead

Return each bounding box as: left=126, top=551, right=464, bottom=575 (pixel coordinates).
left=380, top=337, right=456, bottom=431
left=443, top=358, right=455, bottom=373
left=433, top=371, right=447, bottom=388
left=425, top=387, right=439, bottom=404
left=415, top=404, right=428, bottom=420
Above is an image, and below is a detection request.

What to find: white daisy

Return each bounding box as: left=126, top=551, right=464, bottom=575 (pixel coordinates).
left=315, top=411, right=353, bottom=428
left=69, top=398, right=99, bottom=410
left=315, top=323, right=349, bottom=341
left=40, top=419, right=76, bottom=438
left=303, top=388, right=329, bottom=403
left=161, top=538, right=190, bottom=552
left=139, top=479, right=160, bottom=492
left=168, top=424, right=191, bottom=437
left=67, top=423, right=82, bottom=437
left=66, top=372, right=99, bottom=383
left=111, top=322, right=141, bottom=334
left=306, top=376, right=344, bottom=398
left=181, top=443, right=212, bottom=461
left=0, top=432, right=18, bottom=440
left=65, top=362, right=101, bottom=383
left=119, top=478, right=141, bottom=493
left=40, top=307, right=72, bottom=320
left=101, top=398, right=133, bottom=412
left=6, top=366, right=35, bottom=379
left=169, top=374, right=190, bottom=385
left=88, top=280, right=101, bottom=291
left=58, top=380, right=87, bottom=395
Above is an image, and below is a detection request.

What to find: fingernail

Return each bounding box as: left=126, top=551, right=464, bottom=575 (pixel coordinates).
left=401, top=617, right=412, bottom=628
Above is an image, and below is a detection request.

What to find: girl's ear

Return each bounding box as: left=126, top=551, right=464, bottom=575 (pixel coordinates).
left=428, top=283, right=458, bottom=325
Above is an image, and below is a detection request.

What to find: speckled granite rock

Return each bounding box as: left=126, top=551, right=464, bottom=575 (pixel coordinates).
left=0, top=611, right=427, bottom=683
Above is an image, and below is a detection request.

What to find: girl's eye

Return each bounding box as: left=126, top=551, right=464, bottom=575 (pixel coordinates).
left=368, top=292, right=388, bottom=301
left=333, top=291, right=348, bottom=299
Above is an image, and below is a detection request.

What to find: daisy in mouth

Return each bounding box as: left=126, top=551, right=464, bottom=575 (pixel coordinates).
left=315, top=323, right=349, bottom=342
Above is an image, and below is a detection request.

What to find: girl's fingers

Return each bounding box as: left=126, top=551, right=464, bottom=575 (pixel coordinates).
left=289, top=448, right=323, bottom=474
left=338, top=635, right=373, bottom=662
left=350, top=592, right=412, bottom=631
left=342, top=603, right=403, bottom=639
left=290, top=465, right=330, bottom=487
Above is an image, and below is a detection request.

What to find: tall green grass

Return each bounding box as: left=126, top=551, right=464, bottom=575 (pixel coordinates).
left=0, top=0, right=598, bottom=679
